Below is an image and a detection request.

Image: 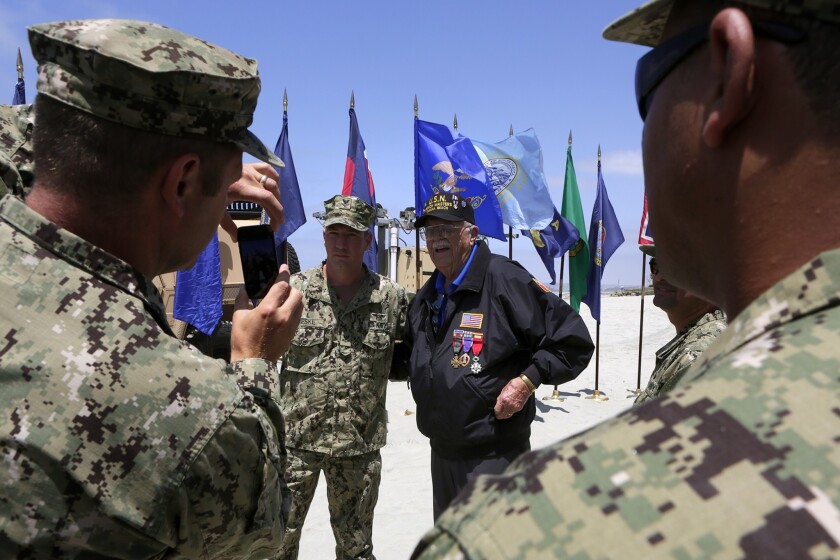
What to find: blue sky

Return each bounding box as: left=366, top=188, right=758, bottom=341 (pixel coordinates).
left=1, top=0, right=654, bottom=290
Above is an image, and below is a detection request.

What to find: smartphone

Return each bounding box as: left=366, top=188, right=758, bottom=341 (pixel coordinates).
left=238, top=224, right=278, bottom=300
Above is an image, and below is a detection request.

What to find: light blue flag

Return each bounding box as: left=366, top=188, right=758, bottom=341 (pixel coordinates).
left=414, top=119, right=506, bottom=241
left=472, top=129, right=555, bottom=231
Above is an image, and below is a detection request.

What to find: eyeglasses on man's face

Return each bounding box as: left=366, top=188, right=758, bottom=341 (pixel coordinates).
left=635, top=20, right=805, bottom=120
left=649, top=258, right=659, bottom=276
left=420, top=223, right=465, bottom=241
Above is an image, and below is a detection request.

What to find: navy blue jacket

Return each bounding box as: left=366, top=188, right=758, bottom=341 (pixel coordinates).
left=405, top=241, right=594, bottom=459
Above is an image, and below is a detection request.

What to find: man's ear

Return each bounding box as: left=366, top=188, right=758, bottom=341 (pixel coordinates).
left=469, top=225, right=479, bottom=243
left=702, top=8, right=757, bottom=148
left=364, top=231, right=373, bottom=250
left=159, top=153, right=202, bottom=219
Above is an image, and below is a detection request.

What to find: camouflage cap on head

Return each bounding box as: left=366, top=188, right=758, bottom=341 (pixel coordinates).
left=640, top=244, right=656, bottom=257
left=604, top=0, right=840, bottom=46
left=27, top=19, right=283, bottom=167
left=323, top=195, right=376, bottom=232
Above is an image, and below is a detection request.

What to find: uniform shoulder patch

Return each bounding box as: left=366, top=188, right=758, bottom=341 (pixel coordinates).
left=533, top=278, right=551, bottom=293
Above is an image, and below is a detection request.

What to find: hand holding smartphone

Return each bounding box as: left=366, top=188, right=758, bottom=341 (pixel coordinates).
left=238, top=224, right=281, bottom=300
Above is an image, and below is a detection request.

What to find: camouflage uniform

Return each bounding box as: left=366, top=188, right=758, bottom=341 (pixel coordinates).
left=410, top=0, right=840, bottom=555
left=0, top=19, right=289, bottom=559
left=277, top=196, right=410, bottom=560
left=0, top=103, right=34, bottom=198
left=411, top=249, right=840, bottom=559
left=634, top=309, right=726, bottom=405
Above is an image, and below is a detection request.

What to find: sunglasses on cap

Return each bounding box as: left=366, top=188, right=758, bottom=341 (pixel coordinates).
left=635, top=20, right=806, bottom=120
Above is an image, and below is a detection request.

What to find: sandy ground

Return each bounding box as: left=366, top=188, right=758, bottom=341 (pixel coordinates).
left=296, top=294, right=673, bottom=559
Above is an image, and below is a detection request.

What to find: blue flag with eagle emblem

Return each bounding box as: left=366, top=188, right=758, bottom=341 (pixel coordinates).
left=522, top=207, right=580, bottom=284
left=414, top=119, right=505, bottom=241
left=582, top=160, right=625, bottom=322
left=472, top=129, right=554, bottom=231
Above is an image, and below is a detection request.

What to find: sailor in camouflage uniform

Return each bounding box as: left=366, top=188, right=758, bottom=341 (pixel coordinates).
left=0, top=19, right=304, bottom=559
left=411, top=1, right=840, bottom=558
left=635, top=247, right=726, bottom=405
left=277, top=195, right=409, bottom=560
left=0, top=103, right=34, bottom=198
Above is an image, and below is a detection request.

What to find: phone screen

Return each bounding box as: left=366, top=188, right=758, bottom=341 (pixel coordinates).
left=238, top=224, right=278, bottom=300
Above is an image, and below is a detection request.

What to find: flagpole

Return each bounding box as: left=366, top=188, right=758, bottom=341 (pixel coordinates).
left=507, top=124, right=514, bottom=260
left=542, top=250, right=567, bottom=402
left=585, top=323, right=608, bottom=401
left=586, top=145, right=608, bottom=402
left=415, top=95, right=422, bottom=292
left=542, top=133, right=575, bottom=404
left=629, top=252, right=647, bottom=398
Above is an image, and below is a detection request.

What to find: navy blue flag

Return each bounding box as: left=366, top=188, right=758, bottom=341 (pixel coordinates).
left=521, top=208, right=579, bottom=284
left=261, top=111, right=306, bottom=263
left=12, top=80, right=24, bottom=105
left=414, top=119, right=505, bottom=241
left=342, top=108, right=378, bottom=271
left=582, top=160, right=625, bottom=322
left=173, top=233, right=223, bottom=335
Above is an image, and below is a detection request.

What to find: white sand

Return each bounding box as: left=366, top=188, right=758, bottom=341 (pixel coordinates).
left=297, top=294, right=673, bottom=559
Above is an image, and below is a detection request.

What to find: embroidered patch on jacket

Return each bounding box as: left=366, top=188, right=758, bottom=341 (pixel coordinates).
left=533, top=278, right=551, bottom=293
left=460, top=313, right=483, bottom=329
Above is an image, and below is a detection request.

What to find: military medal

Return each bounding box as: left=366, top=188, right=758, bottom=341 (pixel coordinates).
left=470, top=359, right=482, bottom=373
left=452, top=330, right=464, bottom=354
left=451, top=354, right=470, bottom=368
left=472, top=333, right=483, bottom=356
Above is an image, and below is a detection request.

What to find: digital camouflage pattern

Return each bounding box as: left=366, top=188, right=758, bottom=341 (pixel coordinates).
left=28, top=19, right=282, bottom=167
left=634, top=309, right=726, bottom=405
left=411, top=248, right=840, bottom=559
left=323, top=194, right=376, bottom=232
left=281, top=264, right=409, bottom=456
left=604, top=0, right=840, bottom=46
left=279, top=265, right=408, bottom=560
left=276, top=448, right=382, bottom=560
left=0, top=195, right=290, bottom=558
left=0, top=104, right=34, bottom=199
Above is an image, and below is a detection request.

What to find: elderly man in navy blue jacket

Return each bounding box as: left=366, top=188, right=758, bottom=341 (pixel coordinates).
left=405, top=193, right=594, bottom=519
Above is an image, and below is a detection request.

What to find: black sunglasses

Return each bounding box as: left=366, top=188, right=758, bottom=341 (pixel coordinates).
left=635, top=20, right=806, bottom=120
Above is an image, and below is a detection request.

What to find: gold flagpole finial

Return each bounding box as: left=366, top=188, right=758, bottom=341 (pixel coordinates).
left=453, top=113, right=458, bottom=131
left=16, top=48, right=23, bottom=81
left=509, top=124, right=514, bottom=137
left=414, top=94, right=418, bottom=119
left=568, top=130, right=573, bottom=147
left=283, top=88, right=288, bottom=114
left=350, top=90, right=355, bottom=110
left=598, top=144, right=602, bottom=163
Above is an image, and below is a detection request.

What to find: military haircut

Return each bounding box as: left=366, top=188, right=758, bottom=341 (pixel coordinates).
left=33, top=95, right=237, bottom=201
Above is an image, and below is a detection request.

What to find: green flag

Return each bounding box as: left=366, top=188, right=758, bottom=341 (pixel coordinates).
left=560, top=144, right=589, bottom=311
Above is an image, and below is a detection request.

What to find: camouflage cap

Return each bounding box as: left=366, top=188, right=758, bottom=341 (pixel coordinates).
left=27, top=19, right=283, bottom=167
left=640, top=243, right=656, bottom=257
left=0, top=103, right=35, bottom=198
left=322, top=195, right=375, bottom=232
left=604, top=0, right=840, bottom=46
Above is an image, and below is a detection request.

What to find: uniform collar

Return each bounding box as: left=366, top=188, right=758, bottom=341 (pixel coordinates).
left=309, top=261, right=381, bottom=309
left=0, top=194, right=170, bottom=333
left=684, top=248, right=840, bottom=382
